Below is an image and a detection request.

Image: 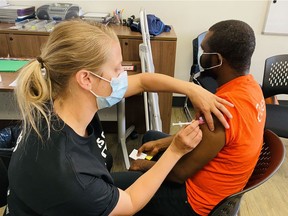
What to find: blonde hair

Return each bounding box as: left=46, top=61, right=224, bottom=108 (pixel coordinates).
left=15, top=19, right=119, bottom=140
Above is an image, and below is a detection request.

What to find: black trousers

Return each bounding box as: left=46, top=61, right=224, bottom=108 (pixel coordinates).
left=112, top=130, right=199, bottom=216
left=0, top=158, right=8, bottom=207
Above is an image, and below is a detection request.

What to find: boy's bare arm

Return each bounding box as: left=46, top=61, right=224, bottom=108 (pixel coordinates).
left=167, top=116, right=226, bottom=183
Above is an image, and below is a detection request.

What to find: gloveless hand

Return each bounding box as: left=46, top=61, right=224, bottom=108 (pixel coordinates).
left=188, top=84, right=233, bottom=131
left=169, top=120, right=202, bottom=157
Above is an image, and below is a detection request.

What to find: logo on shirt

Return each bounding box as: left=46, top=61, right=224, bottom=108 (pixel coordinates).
left=256, top=99, right=265, bottom=122
left=96, top=131, right=107, bottom=158
left=13, top=130, right=23, bottom=152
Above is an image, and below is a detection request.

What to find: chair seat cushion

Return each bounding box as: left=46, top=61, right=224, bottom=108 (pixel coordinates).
left=265, top=104, right=288, bottom=138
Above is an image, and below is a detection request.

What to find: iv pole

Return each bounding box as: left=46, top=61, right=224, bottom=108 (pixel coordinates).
left=139, top=9, right=162, bottom=132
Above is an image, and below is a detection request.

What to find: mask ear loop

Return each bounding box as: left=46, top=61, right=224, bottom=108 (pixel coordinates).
left=199, top=52, right=223, bottom=71
left=90, top=71, right=111, bottom=83
left=89, top=72, right=109, bottom=98
left=89, top=89, right=98, bottom=97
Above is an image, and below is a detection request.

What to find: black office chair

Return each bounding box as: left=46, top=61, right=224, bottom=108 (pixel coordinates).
left=183, top=31, right=218, bottom=121
left=208, top=129, right=286, bottom=216
left=0, top=148, right=13, bottom=209
left=261, top=54, right=288, bottom=138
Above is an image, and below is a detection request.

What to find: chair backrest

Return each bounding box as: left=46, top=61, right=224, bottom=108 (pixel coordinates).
left=208, top=129, right=286, bottom=216
left=262, top=54, right=288, bottom=99
left=0, top=148, right=13, bottom=207
left=190, top=31, right=218, bottom=93
left=190, top=31, right=207, bottom=76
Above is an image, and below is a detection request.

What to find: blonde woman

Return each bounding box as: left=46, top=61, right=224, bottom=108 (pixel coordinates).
left=7, top=19, right=232, bottom=215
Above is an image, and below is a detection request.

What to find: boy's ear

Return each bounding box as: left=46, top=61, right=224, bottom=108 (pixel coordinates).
left=75, top=70, right=92, bottom=90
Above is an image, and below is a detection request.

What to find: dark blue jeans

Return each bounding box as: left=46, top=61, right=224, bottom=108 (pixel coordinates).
left=112, top=130, right=199, bottom=216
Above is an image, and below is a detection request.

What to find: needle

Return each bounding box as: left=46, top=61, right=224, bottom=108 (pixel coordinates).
left=172, top=122, right=192, bottom=126
left=172, top=117, right=205, bottom=126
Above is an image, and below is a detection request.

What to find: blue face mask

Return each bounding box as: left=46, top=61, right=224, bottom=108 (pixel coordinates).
left=90, top=71, right=128, bottom=109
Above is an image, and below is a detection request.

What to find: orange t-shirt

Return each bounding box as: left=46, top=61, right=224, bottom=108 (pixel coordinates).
left=186, top=74, right=266, bottom=215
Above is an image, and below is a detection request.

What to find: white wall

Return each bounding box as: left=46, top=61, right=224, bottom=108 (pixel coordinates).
left=9, top=0, right=288, bottom=99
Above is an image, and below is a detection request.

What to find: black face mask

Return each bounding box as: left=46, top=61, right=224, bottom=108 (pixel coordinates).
left=198, top=47, right=222, bottom=72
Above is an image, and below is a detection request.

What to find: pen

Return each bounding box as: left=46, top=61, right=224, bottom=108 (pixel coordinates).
left=113, top=11, right=120, bottom=23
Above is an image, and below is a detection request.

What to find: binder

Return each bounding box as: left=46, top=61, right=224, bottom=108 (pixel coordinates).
left=0, top=59, right=29, bottom=72
left=0, top=5, right=35, bottom=22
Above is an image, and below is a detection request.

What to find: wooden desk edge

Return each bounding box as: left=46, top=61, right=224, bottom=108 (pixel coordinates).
left=0, top=70, right=141, bottom=91
left=0, top=23, right=177, bottom=41
left=0, top=72, right=17, bottom=91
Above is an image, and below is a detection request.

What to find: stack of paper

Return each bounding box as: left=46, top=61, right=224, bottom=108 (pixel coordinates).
left=0, top=5, right=35, bottom=23
left=0, top=0, right=8, bottom=7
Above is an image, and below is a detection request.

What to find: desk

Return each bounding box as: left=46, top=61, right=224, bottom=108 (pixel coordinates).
left=0, top=23, right=177, bottom=134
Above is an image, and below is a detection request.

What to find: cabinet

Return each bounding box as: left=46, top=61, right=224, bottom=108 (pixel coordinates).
left=120, top=38, right=176, bottom=133
left=0, top=24, right=49, bottom=58
left=0, top=23, right=177, bottom=134
left=7, top=34, right=48, bottom=57
left=0, top=33, right=9, bottom=57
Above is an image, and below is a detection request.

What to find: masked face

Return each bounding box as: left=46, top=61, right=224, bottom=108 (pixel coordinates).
left=89, top=71, right=128, bottom=109
left=198, top=46, right=222, bottom=72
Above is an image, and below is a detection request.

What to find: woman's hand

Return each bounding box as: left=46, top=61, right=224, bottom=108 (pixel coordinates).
left=169, top=120, right=202, bottom=157
left=188, top=84, right=234, bottom=131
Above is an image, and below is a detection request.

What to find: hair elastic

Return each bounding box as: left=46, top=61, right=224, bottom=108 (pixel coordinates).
left=36, top=56, right=47, bottom=78
left=36, top=56, right=45, bottom=68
